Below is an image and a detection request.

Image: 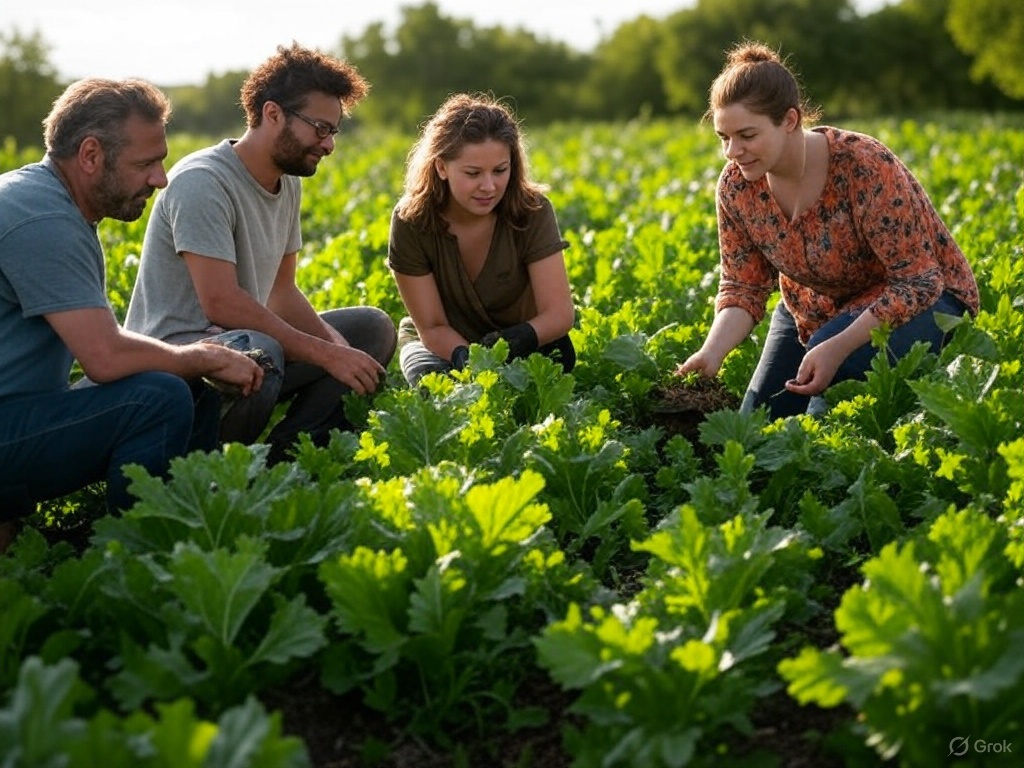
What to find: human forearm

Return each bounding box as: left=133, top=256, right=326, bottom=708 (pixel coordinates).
left=526, top=303, right=576, bottom=346
left=525, top=253, right=576, bottom=345
left=202, top=286, right=336, bottom=367
left=419, top=324, right=470, bottom=361
left=78, top=327, right=261, bottom=394
left=267, top=285, right=342, bottom=344
left=826, top=309, right=880, bottom=359
left=786, top=310, right=881, bottom=396
left=684, top=306, right=757, bottom=374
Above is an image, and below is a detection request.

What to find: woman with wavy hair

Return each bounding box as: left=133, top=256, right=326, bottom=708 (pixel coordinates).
left=388, top=93, right=576, bottom=386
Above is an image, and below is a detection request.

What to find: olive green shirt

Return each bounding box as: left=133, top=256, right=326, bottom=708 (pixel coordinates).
left=387, top=196, right=568, bottom=345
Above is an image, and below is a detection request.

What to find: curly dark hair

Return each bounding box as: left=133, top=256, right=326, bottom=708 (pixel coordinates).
left=239, top=42, right=369, bottom=128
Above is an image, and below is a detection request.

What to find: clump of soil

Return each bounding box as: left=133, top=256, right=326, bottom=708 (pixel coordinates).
left=645, top=376, right=741, bottom=446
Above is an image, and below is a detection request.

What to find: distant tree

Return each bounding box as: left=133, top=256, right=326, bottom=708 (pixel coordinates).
left=475, top=26, right=589, bottom=124
left=340, top=3, right=480, bottom=127
left=0, top=28, right=63, bottom=149
left=655, top=0, right=858, bottom=117
left=842, top=0, right=1016, bottom=114
left=947, top=0, right=1024, bottom=99
left=338, top=2, right=587, bottom=127
left=165, top=70, right=248, bottom=138
left=579, top=16, right=669, bottom=120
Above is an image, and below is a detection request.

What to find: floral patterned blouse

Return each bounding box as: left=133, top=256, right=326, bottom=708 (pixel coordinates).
left=714, top=126, right=979, bottom=343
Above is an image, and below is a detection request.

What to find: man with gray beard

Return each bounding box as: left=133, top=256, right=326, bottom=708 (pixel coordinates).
left=0, top=78, right=262, bottom=540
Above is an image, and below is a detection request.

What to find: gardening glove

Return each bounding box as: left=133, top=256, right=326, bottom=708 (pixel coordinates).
left=479, top=322, right=539, bottom=360
left=450, top=345, right=470, bottom=370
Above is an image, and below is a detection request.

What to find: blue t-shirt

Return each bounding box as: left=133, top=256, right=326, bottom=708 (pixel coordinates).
left=0, top=156, right=109, bottom=400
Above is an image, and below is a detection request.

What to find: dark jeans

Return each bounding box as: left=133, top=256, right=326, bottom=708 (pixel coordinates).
left=742, top=291, right=967, bottom=420
left=187, top=307, right=396, bottom=457
left=0, top=372, right=194, bottom=519
left=399, top=333, right=576, bottom=387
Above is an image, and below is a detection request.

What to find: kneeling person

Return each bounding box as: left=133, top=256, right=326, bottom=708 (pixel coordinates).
left=125, top=44, right=396, bottom=461
left=0, top=78, right=262, bottom=521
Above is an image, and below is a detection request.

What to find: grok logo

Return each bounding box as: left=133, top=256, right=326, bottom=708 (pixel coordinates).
left=949, top=736, right=971, bottom=757
left=949, top=735, right=1013, bottom=758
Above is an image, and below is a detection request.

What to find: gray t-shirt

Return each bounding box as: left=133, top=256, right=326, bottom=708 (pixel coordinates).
left=125, top=139, right=302, bottom=341
left=0, top=156, right=108, bottom=400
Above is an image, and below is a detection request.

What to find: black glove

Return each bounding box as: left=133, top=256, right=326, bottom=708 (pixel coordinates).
left=450, top=345, right=470, bottom=370
left=479, top=323, right=539, bottom=360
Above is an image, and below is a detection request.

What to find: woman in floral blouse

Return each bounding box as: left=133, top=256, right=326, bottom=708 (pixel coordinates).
left=676, top=41, right=979, bottom=419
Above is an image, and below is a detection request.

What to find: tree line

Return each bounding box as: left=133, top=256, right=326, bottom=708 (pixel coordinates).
left=2, top=0, right=1021, bottom=149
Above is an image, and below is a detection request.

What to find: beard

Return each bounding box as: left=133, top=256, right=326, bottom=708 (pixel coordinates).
left=271, top=123, right=324, bottom=177
left=94, top=166, right=154, bottom=222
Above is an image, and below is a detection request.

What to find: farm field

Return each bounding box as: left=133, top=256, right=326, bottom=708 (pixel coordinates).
left=1, top=114, right=1023, bottom=768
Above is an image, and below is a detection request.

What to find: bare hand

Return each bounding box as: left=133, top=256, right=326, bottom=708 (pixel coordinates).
left=322, top=344, right=386, bottom=395
left=674, top=350, right=721, bottom=378
left=199, top=343, right=265, bottom=397
left=785, top=342, right=844, bottom=397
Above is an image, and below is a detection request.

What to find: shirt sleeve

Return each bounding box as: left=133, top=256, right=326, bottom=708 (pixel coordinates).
left=847, top=139, right=947, bottom=327
left=521, top=197, right=570, bottom=264
left=162, top=167, right=240, bottom=263
left=1, top=214, right=107, bottom=317
left=387, top=207, right=433, bottom=277
left=714, top=170, right=776, bottom=323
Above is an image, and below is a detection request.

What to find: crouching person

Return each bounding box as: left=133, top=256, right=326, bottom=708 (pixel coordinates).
left=0, top=77, right=263, bottom=533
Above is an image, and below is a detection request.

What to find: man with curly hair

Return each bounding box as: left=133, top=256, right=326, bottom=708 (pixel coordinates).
left=125, top=43, right=396, bottom=463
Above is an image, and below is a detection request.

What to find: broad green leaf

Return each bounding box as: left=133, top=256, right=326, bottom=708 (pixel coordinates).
left=248, top=594, right=327, bottom=667
left=320, top=547, right=410, bottom=655
left=203, top=697, right=309, bottom=768
left=0, top=657, right=89, bottom=767
left=464, top=469, right=549, bottom=551
left=166, top=538, right=280, bottom=647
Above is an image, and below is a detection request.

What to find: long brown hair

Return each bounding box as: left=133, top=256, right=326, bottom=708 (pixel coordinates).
left=396, top=93, right=545, bottom=232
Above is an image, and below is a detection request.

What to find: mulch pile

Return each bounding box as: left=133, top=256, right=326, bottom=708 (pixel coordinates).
left=645, top=376, right=741, bottom=446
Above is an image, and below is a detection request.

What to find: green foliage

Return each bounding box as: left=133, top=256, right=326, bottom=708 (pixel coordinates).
left=318, top=469, right=591, bottom=740
left=948, top=0, right=1024, bottom=99
left=0, top=657, right=310, bottom=768
left=2, top=2, right=1022, bottom=148
left=0, top=30, right=62, bottom=149
left=779, top=507, right=1024, bottom=766
left=535, top=475, right=817, bottom=767
left=1, top=116, right=1021, bottom=766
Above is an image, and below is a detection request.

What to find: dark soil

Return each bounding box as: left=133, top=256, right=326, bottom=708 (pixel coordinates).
left=644, top=376, right=741, bottom=448
left=261, top=671, right=578, bottom=768
left=262, top=667, right=852, bottom=768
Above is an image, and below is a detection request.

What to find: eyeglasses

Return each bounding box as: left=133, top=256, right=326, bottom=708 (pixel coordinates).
left=283, top=106, right=339, bottom=140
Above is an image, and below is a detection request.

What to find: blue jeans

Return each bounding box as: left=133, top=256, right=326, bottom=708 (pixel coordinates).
left=0, top=372, right=194, bottom=518
left=741, top=291, right=967, bottom=420
left=399, top=333, right=576, bottom=387
left=182, top=307, right=396, bottom=458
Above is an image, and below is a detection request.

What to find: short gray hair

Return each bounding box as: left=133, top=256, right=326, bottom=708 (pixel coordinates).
left=43, top=78, right=171, bottom=162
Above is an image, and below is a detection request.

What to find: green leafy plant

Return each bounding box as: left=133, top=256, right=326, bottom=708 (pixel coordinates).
left=779, top=507, right=1024, bottom=766
left=0, top=656, right=309, bottom=768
